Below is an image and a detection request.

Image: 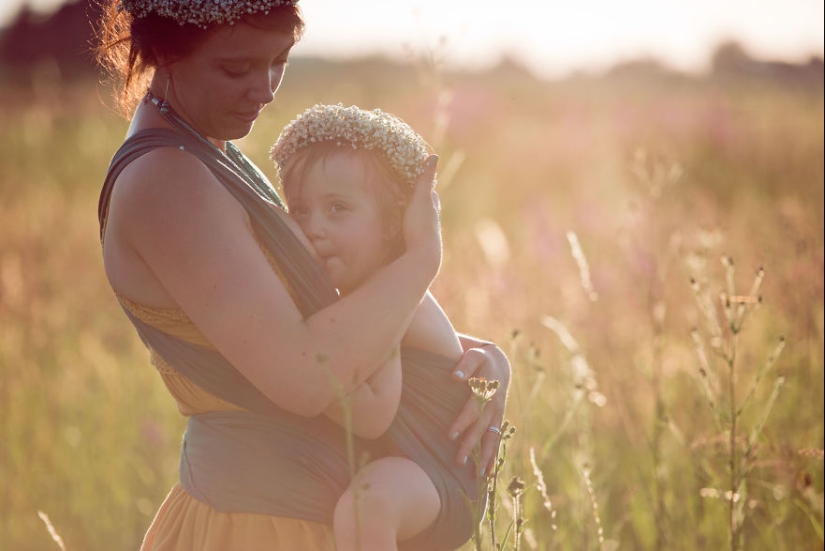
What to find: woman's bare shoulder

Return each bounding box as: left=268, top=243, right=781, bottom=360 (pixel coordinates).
left=103, top=145, right=252, bottom=307
left=117, top=146, right=230, bottom=202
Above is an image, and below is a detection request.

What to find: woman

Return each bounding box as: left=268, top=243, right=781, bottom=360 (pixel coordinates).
left=95, top=1, right=510, bottom=549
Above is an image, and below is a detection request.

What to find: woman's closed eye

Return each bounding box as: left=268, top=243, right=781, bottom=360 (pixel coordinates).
left=222, top=63, right=251, bottom=77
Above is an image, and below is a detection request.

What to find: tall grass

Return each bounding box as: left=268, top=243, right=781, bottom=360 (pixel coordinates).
left=1, top=58, right=822, bottom=550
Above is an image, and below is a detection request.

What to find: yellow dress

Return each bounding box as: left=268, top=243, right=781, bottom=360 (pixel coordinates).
left=120, top=295, right=336, bottom=551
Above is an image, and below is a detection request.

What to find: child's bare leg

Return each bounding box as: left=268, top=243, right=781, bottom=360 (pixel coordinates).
left=333, top=456, right=440, bottom=551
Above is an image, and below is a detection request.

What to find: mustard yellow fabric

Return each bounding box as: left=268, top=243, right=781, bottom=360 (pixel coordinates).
left=113, top=240, right=333, bottom=549
left=142, top=485, right=335, bottom=551
left=121, top=297, right=335, bottom=550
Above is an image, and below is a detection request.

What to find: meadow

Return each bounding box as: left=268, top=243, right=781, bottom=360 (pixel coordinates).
left=0, top=54, right=822, bottom=550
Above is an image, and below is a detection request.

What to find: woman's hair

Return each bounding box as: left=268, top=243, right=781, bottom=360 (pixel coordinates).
left=281, top=143, right=410, bottom=258
left=93, top=0, right=304, bottom=116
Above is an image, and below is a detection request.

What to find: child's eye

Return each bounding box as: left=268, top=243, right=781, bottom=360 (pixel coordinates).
left=289, top=206, right=308, bottom=217
left=328, top=203, right=348, bottom=214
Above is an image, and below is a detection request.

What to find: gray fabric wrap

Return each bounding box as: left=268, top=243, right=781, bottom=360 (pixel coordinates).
left=99, top=129, right=479, bottom=550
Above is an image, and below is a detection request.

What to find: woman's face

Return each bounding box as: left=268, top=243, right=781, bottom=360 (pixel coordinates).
left=165, top=22, right=295, bottom=141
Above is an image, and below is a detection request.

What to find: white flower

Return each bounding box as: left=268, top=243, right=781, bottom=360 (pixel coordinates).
left=118, top=0, right=298, bottom=28
left=270, top=103, right=430, bottom=187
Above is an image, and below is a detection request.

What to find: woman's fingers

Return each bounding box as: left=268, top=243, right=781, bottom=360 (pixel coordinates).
left=454, top=391, right=506, bottom=474
left=479, top=422, right=503, bottom=476
left=403, top=155, right=441, bottom=272
left=448, top=344, right=512, bottom=475
left=451, top=346, right=486, bottom=382
left=418, top=153, right=439, bottom=186
left=448, top=396, right=481, bottom=445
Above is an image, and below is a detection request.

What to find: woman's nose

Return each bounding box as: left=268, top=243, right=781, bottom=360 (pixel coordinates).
left=252, top=63, right=286, bottom=104
left=249, top=71, right=276, bottom=104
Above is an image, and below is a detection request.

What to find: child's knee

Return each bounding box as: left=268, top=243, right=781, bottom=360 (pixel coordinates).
left=334, top=483, right=399, bottom=551
left=336, top=479, right=395, bottom=526
left=334, top=485, right=359, bottom=528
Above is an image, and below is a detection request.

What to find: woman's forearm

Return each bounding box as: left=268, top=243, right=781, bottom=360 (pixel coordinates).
left=292, top=251, right=432, bottom=414
left=322, top=353, right=402, bottom=439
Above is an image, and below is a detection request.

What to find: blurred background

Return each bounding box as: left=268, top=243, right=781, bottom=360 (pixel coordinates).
left=0, top=0, right=823, bottom=78
left=0, top=1, right=822, bottom=550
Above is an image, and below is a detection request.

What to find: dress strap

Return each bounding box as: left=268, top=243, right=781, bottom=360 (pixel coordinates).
left=98, top=128, right=338, bottom=315
left=100, top=129, right=189, bottom=242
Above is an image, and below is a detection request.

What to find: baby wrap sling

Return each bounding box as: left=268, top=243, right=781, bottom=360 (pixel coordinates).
left=99, top=128, right=479, bottom=551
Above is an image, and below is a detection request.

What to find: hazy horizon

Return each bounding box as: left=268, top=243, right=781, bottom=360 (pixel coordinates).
left=1, top=0, right=823, bottom=79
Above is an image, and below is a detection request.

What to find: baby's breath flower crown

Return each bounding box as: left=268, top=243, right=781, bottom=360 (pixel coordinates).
left=270, top=103, right=430, bottom=187
left=117, top=0, right=298, bottom=28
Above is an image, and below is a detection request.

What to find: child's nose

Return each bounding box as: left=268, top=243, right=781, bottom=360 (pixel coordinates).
left=303, top=212, right=326, bottom=240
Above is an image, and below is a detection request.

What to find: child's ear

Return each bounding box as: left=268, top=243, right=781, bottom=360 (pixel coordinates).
left=383, top=209, right=403, bottom=241
left=383, top=223, right=405, bottom=260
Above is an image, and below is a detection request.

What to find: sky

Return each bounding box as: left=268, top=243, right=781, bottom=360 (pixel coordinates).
left=1, top=0, right=823, bottom=79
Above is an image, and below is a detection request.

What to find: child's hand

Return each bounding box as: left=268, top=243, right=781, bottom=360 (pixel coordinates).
left=402, top=155, right=442, bottom=278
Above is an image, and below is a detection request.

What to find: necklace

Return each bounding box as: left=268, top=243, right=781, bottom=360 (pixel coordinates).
left=144, top=90, right=285, bottom=209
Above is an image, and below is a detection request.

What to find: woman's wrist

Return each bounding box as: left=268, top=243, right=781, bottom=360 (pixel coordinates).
left=398, top=244, right=441, bottom=287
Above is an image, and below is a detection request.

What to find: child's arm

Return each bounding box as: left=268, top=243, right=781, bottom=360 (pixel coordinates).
left=322, top=289, right=461, bottom=439
left=322, top=348, right=402, bottom=439
left=401, top=290, right=463, bottom=361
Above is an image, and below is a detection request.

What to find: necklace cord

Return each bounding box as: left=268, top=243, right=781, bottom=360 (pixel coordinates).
left=144, top=90, right=285, bottom=208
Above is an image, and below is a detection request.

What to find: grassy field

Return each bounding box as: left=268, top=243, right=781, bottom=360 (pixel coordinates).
left=0, top=56, right=822, bottom=550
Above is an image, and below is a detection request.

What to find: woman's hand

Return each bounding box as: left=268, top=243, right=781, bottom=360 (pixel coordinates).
left=402, top=155, right=442, bottom=278
left=448, top=341, right=512, bottom=477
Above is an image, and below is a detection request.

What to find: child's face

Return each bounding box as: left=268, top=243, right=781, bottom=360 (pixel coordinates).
left=288, top=152, right=395, bottom=295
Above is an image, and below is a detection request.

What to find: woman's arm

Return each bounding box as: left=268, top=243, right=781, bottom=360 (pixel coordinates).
left=107, top=150, right=441, bottom=417
left=322, top=350, right=402, bottom=439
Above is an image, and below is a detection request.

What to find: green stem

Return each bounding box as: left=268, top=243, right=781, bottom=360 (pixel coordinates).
left=728, top=332, right=739, bottom=551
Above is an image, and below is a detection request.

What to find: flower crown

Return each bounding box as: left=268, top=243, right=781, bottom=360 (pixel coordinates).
left=270, top=103, right=431, bottom=187
left=117, top=0, right=299, bottom=28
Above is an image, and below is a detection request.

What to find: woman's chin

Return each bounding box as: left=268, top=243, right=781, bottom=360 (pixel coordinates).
left=215, top=120, right=256, bottom=141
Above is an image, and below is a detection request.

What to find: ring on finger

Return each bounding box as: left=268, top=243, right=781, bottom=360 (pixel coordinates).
left=487, top=426, right=502, bottom=436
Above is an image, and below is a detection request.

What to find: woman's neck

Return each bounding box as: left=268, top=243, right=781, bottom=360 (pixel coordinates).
left=142, top=83, right=228, bottom=152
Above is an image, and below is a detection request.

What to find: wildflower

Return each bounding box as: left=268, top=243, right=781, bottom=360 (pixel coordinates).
left=507, top=476, right=525, bottom=498
left=468, top=377, right=499, bottom=402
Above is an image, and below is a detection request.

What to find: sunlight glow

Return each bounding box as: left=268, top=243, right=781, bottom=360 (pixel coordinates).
left=297, top=0, right=824, bottom=77
left=2, top=0, right=822, bottom=78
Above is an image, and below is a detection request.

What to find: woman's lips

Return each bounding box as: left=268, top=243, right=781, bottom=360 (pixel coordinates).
left=234, top=111, right=260, bottom=123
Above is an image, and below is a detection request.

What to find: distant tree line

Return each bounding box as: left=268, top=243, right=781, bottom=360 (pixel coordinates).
left=0, top=0, right=822, bottom=88
left=0, top=0, right=102, bottom=84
